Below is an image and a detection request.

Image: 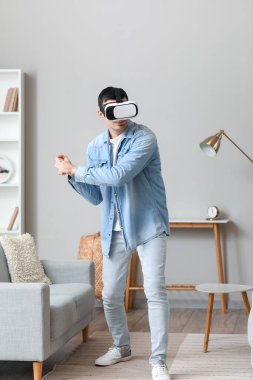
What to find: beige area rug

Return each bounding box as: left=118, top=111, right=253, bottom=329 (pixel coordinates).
left=170, top=333, right=253, bottom=380
left=43, top=332, right=253, bottom=380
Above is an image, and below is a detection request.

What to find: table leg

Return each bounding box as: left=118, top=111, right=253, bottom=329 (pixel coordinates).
left=125, top=259, right=132, bottom=312
left=213, top=224, right=227, bottom=314
left=128, top=251, right=138, bottom=309
left=241, top=291, right=251, bottom=316
left=204, top=293, right=214, bottom=353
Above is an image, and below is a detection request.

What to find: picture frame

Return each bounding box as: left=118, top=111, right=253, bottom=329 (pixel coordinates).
left=0, top=155, right=13, bottom=184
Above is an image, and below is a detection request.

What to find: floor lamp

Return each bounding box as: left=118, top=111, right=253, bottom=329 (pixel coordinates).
left=199, top=129, right=253, bottom=163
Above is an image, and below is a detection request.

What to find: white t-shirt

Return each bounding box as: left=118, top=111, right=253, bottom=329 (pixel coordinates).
left=109, top=134, right=124, bottom=231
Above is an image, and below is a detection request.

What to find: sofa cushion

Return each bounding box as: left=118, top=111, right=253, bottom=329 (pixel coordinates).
left=49, top=283, right=94, bottom=340
left=0, top=233, right=51, bottom=284
left=0, top=243, right=11, bottom=282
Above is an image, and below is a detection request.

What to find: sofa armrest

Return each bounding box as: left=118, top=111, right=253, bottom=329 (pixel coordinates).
left=41, top=259, right=95, bottom=287
left=0, top=283, right=50, bottom=361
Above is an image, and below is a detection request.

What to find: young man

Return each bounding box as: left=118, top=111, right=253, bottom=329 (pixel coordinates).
left=54, top=87, right=171, bottom=380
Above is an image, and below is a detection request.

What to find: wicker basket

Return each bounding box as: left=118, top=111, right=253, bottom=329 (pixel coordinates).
left=77, top=232, right=103, bottom=299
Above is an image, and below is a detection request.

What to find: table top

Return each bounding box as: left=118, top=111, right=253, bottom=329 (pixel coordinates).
left=169, top=219, right=229, bottom=224
left=196, top=283, right=253, bottom=293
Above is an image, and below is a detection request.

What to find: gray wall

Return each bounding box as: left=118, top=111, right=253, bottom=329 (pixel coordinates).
left=1, top=0, right=253, bottom=308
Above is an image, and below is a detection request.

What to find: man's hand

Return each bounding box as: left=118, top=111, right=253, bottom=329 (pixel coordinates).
left=54, top=154, right=76, bottom=177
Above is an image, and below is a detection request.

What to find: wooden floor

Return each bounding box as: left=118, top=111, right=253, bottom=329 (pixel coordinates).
left=0, top=307, right=249, bottom=379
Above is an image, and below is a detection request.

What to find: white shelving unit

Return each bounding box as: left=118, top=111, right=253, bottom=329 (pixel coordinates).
left=0, top=69, right=24, bottom=235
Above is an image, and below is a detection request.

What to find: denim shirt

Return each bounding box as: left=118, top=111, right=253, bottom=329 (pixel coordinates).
left=68, top=120, right=170, bottom=256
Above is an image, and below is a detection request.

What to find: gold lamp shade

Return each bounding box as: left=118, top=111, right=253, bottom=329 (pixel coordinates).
left=199, top=130, right=224, bottom=157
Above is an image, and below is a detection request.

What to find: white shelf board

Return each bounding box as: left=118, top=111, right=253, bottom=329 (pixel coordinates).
left=0, top=184, right=19, bottom=187
left=0, top=139, right=19, bottom=142
left=0, top=229, right=19, bottom=235
left=0, top=112, right=19, bottom=116
left=0, top=69, right=21, bottom=73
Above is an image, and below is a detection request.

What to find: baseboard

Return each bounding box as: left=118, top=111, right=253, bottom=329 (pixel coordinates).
left=95, top=298, right=249, bottom=309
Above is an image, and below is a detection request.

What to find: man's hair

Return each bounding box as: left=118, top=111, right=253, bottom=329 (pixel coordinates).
left=98, top=86, right=128, bottom=112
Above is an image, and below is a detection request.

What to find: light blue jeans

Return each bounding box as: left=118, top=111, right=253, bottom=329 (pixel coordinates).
left=102, top=230, right=169, bottom=364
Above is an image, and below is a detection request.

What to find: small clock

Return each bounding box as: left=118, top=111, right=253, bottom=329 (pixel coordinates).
left=207, top=206, right=220, bottom=220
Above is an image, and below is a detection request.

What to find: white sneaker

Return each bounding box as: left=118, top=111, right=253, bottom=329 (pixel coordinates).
left=152, top=360, right=171, bottom=380
left=95, top=345, right=132, bottom=366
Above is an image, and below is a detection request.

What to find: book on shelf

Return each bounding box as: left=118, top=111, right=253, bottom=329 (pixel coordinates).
left=3, top=88, right=19, bottom=112
left=7, top=206, right=19, bottom=230
left=3, top=88, right=13, bottom=111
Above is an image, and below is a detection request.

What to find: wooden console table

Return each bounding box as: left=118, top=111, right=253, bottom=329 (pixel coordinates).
left=125, top=218, right=229, bottom=313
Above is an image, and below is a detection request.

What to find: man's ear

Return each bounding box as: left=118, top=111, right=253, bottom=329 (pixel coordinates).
left=97, top=109, right=106, bottom=119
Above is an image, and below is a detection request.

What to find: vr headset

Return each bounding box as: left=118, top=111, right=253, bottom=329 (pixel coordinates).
left=101, top=88, right=138, bottom=121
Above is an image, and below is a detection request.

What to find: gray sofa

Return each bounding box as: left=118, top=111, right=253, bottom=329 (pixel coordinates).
left=0, top=242, right=95, bottom=380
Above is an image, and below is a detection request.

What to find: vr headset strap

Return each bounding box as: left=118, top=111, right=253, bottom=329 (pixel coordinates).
left=100, top=88, right=123, bottom=114
left=115, top=88, right=123, bottom=103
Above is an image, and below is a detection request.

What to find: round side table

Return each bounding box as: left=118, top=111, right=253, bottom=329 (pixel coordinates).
left=196, top=283, right=253, bottom=353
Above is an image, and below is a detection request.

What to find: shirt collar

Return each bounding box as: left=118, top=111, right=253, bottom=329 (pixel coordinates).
left=103, top=119, right=135, bottom=143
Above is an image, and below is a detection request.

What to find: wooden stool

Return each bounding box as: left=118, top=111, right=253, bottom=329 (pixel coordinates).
left=196, top=283, right=253, bottom=353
